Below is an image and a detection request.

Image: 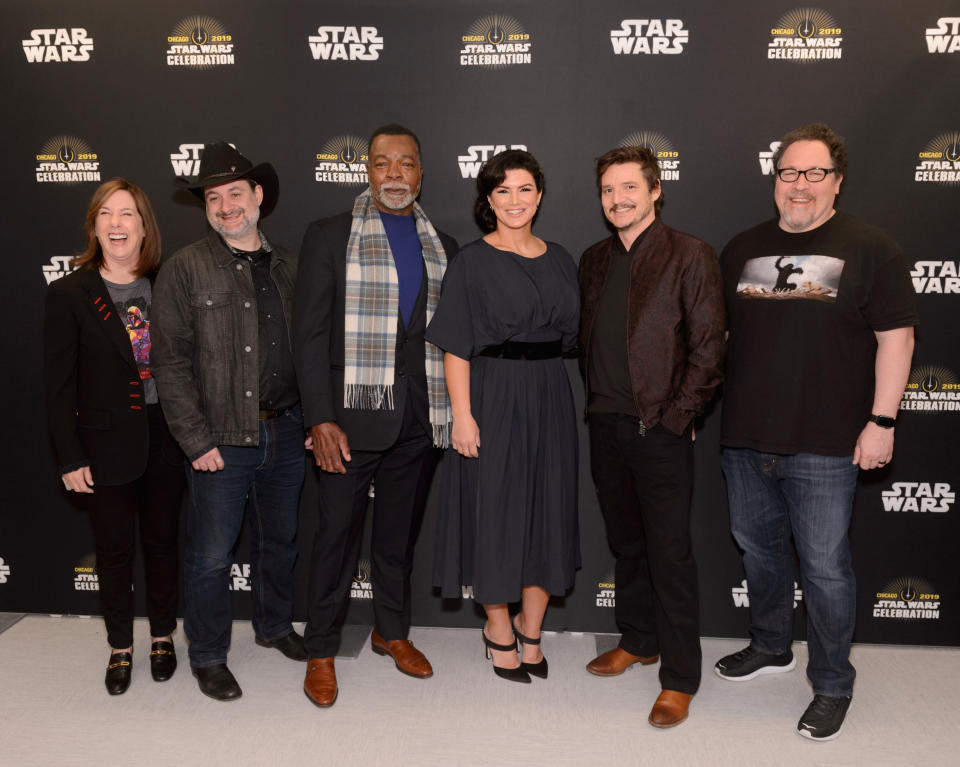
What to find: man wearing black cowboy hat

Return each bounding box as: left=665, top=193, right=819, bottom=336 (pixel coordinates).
left=153, top=142, right=308, bottom=702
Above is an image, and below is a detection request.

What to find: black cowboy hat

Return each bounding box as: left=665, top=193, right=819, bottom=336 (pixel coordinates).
left=176, top=141, right=279, bottom=216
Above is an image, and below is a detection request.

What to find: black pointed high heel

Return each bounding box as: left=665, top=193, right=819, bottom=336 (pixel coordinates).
left=482, top=627, right=530, bottom=684
left=513, top=618, right=548, bottom=679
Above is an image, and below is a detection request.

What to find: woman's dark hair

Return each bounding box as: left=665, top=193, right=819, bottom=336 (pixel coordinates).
left=73, top=177, right=162, bottom=277
left=474, top=149, right=545, bottom=233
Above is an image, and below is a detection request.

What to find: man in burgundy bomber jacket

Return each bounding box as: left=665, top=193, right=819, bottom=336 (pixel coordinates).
left=578, top=145, right=725, bottom=728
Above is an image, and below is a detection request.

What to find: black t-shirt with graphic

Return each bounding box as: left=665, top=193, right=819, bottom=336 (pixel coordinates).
left=720, top=212, right=917, bottom=456
left=104, top=276, right=157, bottom=404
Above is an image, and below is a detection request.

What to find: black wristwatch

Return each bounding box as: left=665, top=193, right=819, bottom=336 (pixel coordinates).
left=868, top=414, right=896, bottom=428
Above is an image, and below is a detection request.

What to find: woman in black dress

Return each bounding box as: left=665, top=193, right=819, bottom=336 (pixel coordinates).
left=44, top=179, right=185, bottom=694
left=426, top=150, right=579, bottom=683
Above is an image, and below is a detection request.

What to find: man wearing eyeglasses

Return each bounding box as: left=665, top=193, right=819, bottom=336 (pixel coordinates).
left=714, top=124, right=917, bottom=741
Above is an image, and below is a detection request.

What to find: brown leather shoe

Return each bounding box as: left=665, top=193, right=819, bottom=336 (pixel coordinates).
left=586, top=647, right=659, bottom=676
left=304, top=657, right=338, bottom=708
left=648, top=689, right=692, bottom=728
left=370, top=628, right=433, bottom=678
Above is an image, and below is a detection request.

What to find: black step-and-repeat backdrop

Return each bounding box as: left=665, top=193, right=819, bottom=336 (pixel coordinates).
left=2, top=1, right=957, bottom=646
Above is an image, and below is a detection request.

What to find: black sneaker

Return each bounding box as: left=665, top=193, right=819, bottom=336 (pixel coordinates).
left=714, top=645, right=796, bottom=681
left=797, top=694, right=852, bottom=741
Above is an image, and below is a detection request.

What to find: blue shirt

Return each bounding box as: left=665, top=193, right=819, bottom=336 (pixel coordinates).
left=380, top=211, right=424, bottom=328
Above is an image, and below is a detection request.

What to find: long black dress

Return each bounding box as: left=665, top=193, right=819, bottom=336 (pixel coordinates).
left=425, top=238, right=580, bottom=604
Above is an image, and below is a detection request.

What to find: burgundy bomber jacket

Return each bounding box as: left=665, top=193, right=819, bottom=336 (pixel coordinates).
left=578, top=218, right=726, bottom=435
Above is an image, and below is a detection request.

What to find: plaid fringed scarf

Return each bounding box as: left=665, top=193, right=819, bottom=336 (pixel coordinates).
left=343, top=190, right=451, bottom=447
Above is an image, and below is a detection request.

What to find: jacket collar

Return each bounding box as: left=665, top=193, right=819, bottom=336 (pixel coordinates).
left=77, top=267, right=140, bottom=373
left=206, top=227, right=287, bottom=268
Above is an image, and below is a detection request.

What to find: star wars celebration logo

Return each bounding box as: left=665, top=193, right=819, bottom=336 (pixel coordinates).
left=35, top=135, right=101, bottom=185
left=873, top=577, right=941, bottom=620
left=758, top=141, right=782, bottom=176
left=911, top=259, right=960, bottom=294
left=351, top=559, right=373, bottom=600
left=166, top=16, right=234, bottom=68
left=74, top=566, right=99, bottom=591
left=619, top=132, right=680, bottom=181
left=881, top=482, right=954, bottom=513
left=731, top=579, right=803, bottom=608
left=900, top=366, right=960, bottom=413
left=768, top=8, right=842, bottom=61
left=308, top=26, right=383, bottom=60
left=610, top=19, right=688, bottom=55
left=315, top=135, right=369, bottom=185
left=914, top=132, right=960, bottom=185
left=595, top=572, right=615, bottom=607
left=460, top=15, right=532, bottom=68
left=925, top=17, right=960, bottom=53
left=0, top=557, right=10, bottom=584
left=229, top=563, right=251, bottom=591
left=22, top=27, right=93, bottom=62
left=458, top=144, right=527, bottom=179
left=42, top=256, right=77, bottom=285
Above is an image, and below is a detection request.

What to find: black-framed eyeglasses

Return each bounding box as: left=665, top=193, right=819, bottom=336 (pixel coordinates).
left=775, top=167, right=836, bottom=183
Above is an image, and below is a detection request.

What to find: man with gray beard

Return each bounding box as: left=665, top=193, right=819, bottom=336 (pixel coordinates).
left=292, top=124, right=458, bottom=707
left=153, top=142, right=307, bottom=702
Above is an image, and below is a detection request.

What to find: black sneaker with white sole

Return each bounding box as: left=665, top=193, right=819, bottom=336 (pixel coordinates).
left=797, top=694, right=852, bottom=741
left=714, top=645, right=796, bottom=680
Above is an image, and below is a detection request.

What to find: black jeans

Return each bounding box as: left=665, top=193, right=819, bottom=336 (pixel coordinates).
left=305, top=401, right=434, bottom=657
left=588, top=413, right=701, bottom=695
left=82, top=405, right=184, bottom=649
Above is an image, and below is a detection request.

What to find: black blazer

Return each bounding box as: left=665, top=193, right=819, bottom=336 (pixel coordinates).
left=43, top=267, right=180, bottom=486
left=292, top=211, right=458, bottom=451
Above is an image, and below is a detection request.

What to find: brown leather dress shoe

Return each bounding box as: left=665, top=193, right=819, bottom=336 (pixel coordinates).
left=586, top=647, right=659, bottom=676
left=648, top=689, right=692, bottom=728
left=370, top=628, right=433, bottom=678
left=304, top=657, right=338, bottom=708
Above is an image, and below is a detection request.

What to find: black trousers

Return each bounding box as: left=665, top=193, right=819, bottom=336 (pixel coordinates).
left=80, top=405, right=184, bottom=649
left=305, top=401, right=434, bottom=657
left=588, top=413, right=701, bottom=695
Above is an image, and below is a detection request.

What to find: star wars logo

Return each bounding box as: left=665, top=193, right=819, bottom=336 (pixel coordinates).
left=881, top=483, right=954, bottom=513
left=873, top=578, right=940, bottom=620
left=731, top=579, right=803, bottom=608
left=915, top=132, right=960, bottom=185
left=458, top=144, right=527, bottom=179
left=758, top=141, right=782, bottom=175
left=22, top=28, right=93, bottom=62
left=768, top=8, right=842, bottom=61
left=308, top=26, right=383, bottom=60
left=351, top=560, right=373, bottom=600
left=610, top=19, right=688, bottom=55
left=900, top=366, right=960, bottom=413
left=169, top=142, right=237, bottom=177
left=229, top=563, right=251, bottom=591
left=460, top=14, right=532, bottom=68
left=166, top=16, right=234, bottom=68
left=35, top=135, right=101, bottom=185
left=74, top=567, right=99, bottom=591
left=911, top=261, right=960, bottom=293
left=42, top=256, right=77, bottom=285
left=925, top=17, right=960, bottom=53
left=315, top=135, right=369, bottom=185
left=619, top=131, right=680, bottom=181
left=0, top=557, right=10, bottom=584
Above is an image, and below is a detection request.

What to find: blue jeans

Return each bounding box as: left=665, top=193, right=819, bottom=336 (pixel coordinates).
left=183, top=406, right=305, bottom=668
left=722, top=448, right=859, bottom=697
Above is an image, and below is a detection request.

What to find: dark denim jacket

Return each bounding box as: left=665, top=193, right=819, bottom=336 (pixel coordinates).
left=152, top=229, right=297, bottom=460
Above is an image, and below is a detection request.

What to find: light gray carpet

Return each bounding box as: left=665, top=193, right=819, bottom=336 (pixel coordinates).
left=0, top=615, right=955, bottom=767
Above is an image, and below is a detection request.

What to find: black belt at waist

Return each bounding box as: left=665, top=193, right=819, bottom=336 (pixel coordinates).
left=479, top=340, right=563, bottom=361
